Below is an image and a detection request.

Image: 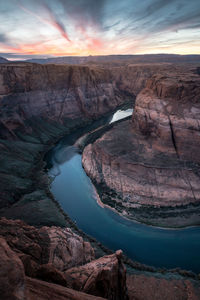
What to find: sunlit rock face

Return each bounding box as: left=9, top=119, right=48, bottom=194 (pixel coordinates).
left=133, top=71, right=200, bottom=162
left=82, top=65, right=200, bottom=227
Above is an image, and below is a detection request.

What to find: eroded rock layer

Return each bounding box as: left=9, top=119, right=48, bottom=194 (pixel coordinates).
left=1, top=62, right=200, bottom=298
left=1, top=218, right=200, bottom=300
left=83, top=66, right=200, bottom=227
left=0, top=218, right=127, bottom=300
left=0, top=62, right=168, bottom=224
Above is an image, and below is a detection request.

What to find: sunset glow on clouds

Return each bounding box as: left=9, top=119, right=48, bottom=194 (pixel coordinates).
left=0, top=0, right=200, bottom=59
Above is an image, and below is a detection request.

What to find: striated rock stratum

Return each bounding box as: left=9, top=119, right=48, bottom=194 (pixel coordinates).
left=83, top=65, right=200, bottom=227
left=0, top=218, right=127, bottom=300
left=0, top=62, right=171, bottom=224
left=1, top=62, right=200, bottom=299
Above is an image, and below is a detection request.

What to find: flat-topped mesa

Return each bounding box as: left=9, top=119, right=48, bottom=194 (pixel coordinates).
left=132, top=71, right=200, bottom=162
left=82, top=66, right=200, bottom=227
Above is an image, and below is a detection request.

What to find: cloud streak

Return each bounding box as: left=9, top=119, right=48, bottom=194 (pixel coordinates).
left=18, top=0, right=70, bottom=42
left=0, top=0, right=199, bottom=57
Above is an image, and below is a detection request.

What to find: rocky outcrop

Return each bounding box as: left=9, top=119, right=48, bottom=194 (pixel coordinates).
left=65, top=250, right=127, bottom=299
left=1, top=225, right=200, bottom=300
left=82, top=66, right=200, bottom=227
left=26, top=277, right=106, bottom=300
left=127, top=273, right=200, bottom=300
left=0, top=217, right=127, bottom=299
left=133, top=71, right=200, bottom=162
left=0, top=235, right=106, bottom=300
left=0, top=237, right=27, bottom=300
left=0, top=218, right=94, bottom=277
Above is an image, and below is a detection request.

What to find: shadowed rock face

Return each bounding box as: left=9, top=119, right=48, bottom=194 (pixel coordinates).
left=0, top=217, right=95, bottom=277
left=1, top=62, right=200, bottom=298
left=127, top=273, right=200, bottom=300
left=0, top=218, right=127, bottom=300
left=1, top=218, right=200, bottom=300
left=0, top=63, right=174, bottom=138
left=0, top=235, right=107, bottom=300
left=82, top=66, right=200, bottom=227
left=0, top=62, right=171, bottom=225
left=64, top=250, right=127, bottom=300
left=0, top=237, right=27, bottom=300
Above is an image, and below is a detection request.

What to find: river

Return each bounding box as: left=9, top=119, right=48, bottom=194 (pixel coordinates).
left=45, top=108, right=200, bottom=273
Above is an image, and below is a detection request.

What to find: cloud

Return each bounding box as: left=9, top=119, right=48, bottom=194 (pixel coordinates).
left=59, top=0, right=106, bottom=30
left=41, top=1, right=71, bottom=42
left=0, top=0, right=200, bottom=56
left=18, top=0, right=70, bottom=42
left=0, top=33, right=9, bottom=43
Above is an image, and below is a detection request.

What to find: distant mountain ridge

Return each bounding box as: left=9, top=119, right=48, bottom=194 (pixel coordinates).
left=26, top=54, right=200, bottom=65
left=0, top=56, right=8, bottom=63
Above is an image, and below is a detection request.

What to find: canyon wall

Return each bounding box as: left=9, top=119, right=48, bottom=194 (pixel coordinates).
left=83, top=65, right=200, bottom=227
left=1, top=62, right=200, bottom=299
left=0, top=62, right=169, bottom=224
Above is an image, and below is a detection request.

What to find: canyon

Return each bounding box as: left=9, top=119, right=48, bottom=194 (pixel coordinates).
left=83, top=65, right=200, bottom=227
left=0, top=61, right=200, bottom=299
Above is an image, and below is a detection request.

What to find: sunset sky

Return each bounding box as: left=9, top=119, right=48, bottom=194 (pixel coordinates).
left=0, top=0, right=200, bottom=59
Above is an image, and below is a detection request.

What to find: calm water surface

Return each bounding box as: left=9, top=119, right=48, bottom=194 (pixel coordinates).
left=46, top=109, right=200, bottom=273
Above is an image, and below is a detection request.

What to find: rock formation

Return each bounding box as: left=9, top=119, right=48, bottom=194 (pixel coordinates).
left=0, top=218, right=127, bottom=300
left=64, top=250, right=127, bottom=299
left=82, top=65, right=200, bottom=227
left=0, top=218, right=94, bottom=276
left=0, top=235, right=107, bottom=300
left=0, top=237, right=27, bottom=300
left=1, top=217, right=200, bottom=300
left=127, top=273, right=200, bottom=300
left=0, top=62, right=170, bottom=224
left=1, top=62, right=200, bottom=299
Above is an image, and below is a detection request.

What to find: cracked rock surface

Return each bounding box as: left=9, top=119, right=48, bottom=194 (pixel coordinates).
left=83, top=66, right=200, bottom=227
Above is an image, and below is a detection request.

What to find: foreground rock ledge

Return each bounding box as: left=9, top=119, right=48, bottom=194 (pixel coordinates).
left=1, top=218, right=200, bottom=300
left=82, top=67, right=200, bottom=227
left=0, top=218, right=128, bottom=300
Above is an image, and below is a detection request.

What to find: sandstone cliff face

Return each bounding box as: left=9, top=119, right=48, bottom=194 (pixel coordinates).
left=65, top=250, right=127, bottom=299
left=82, top=66, right=200, bottom=227
left=0, top=235, right=107, bottom=300
left=1, top=218, right=200, bottom=300
left=133, top=71, right=200, bottom=162
left=0, top=218, right=127, bottom=300
left=1, top=62, right=200, bottom=298
left=0, top=218, right=94, bottom=277
left=127, top=273, right=200, bottom=300
left=0, top=63, right=172, bottom=138
left=0, top=237, right=27, bottom=300
left=0, top=62, right=170, bottom=224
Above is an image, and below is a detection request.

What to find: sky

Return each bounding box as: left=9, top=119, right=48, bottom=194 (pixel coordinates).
left=0, top=0, right=200, bottom=59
